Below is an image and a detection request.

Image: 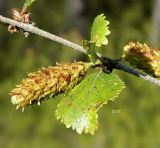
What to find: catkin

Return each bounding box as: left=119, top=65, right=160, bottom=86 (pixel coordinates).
left=9, top=62, right=91, bottom=110
left=123, top=42, right=160, bottom=78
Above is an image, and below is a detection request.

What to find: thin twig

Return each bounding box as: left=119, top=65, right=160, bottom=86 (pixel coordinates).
left=0, top=14, right=160, bottom=87
left=115, top=62, right=160, bottom=87
left=100, top=57, right=160, bottom=87
left=0, top=15, right=85, bottom=54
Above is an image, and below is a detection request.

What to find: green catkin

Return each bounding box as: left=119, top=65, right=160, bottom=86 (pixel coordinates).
left=123, top=42, right=160, bottom=78
left=9, top=62, right=91, bottom=110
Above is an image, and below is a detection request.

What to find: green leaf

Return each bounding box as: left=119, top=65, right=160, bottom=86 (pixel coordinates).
left=55, top=71, right=125, bottom=135
left=24, top=0, right=36, bottom=8
left=91, top=14, right=110, bottom=47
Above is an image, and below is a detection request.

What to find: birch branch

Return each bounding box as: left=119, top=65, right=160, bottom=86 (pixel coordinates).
left=0, top=15, right=85, bottom=53
left=0, top=14, right=160, bottom=87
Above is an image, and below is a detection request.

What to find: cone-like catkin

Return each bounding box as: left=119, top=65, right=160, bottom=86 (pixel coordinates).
left=10, top=62, right=91, bottom=110
left=123, top=42, right=160, bottom=78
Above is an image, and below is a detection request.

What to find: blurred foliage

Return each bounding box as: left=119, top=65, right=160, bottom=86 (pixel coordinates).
left=0, top=0, right=160, bottom=148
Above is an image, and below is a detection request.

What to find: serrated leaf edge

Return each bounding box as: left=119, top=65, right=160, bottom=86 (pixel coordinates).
left=55, top=72, right=125, bottom=135
left=91, top=14, right=111, bottom=47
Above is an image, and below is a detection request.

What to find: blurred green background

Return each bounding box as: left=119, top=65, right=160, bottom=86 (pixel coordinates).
left=0, top=0, right=160, bottom=148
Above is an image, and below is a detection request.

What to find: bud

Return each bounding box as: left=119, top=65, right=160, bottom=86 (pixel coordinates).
left=123, top=42, right=160, bottom=78
left=9, top=62, right=91, bottom=110
left=8, top=8, right=32, bottom=36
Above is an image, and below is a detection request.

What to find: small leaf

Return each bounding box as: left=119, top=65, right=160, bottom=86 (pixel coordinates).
left=55, top=71, right=125, bottom=135
left=91, top=14, right=110, bottom=47
left=24, top=0, right=36, bottom=8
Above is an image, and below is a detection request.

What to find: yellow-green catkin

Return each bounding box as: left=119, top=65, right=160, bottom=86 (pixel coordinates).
left=123, top=42, right=160, bottom=78
left=9, top=62, right=91, bottom=110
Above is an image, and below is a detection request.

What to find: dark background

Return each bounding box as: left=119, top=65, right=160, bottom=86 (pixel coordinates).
left=0, top=0, right=160, bottom=147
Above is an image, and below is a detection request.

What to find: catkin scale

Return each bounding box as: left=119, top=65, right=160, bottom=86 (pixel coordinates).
left=10, top=62, right=91, bottom=109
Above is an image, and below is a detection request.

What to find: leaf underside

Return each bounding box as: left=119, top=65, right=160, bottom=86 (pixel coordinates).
left=90, top=14, right=110, bottom=47
left=55, top=71, right=125, bottom=135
